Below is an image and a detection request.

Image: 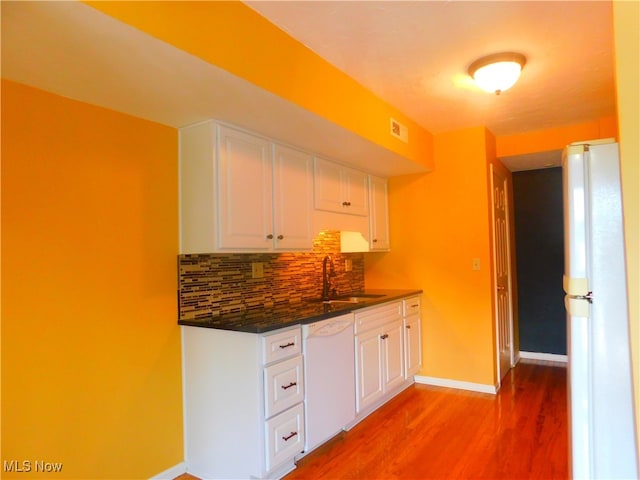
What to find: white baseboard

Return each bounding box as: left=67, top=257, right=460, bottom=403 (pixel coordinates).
left=149, top=462, right=186, bottom=480
left=519, top=351, right=568, bottom=363
left=415, top=375, right=497, bottom=394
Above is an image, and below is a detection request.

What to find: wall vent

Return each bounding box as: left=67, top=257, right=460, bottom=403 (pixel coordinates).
left=390, top=118, right=408, bottom=143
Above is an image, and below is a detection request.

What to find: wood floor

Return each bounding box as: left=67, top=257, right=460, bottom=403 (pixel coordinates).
left=176, top=360, right=568, bottom=480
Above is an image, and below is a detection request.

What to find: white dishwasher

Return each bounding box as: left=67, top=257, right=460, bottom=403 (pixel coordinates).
left=302, top=313, right=356, bottom=452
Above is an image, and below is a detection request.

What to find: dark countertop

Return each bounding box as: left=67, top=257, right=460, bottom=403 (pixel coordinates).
left=178, top=289, right=422, bottom=333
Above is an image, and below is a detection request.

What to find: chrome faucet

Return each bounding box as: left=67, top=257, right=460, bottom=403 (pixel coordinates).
left=322, top=255, right=336, bottom=300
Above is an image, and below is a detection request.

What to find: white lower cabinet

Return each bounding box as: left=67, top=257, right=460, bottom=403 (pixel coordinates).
left=181, top=295, right=421, bottom=479
left=265, top=404, right=305, bottom=472
left=264, top=355, right=304, bottom=418
left=182, top=325, right=304, bottom=479
left=403, top=296, right=423, bottom=378
left=354, top=301, right=408, bottom=415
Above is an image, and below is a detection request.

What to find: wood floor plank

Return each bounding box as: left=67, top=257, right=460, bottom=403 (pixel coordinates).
left=284, top=360, right=567, bottom=480
left=175, top=360, right=567, bottom=480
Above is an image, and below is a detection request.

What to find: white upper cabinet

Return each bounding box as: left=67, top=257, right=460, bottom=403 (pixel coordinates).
left=369, top=175, right=390, bottom=251
left=217, top=125, right=273, bottom=250
left=272, top=144, right=314, bottom=250
left=179, top=121, right=314, bottom=253
left=314, top=157, right=369, bottom=217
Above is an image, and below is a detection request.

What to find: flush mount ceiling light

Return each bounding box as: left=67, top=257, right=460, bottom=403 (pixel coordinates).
left=468, top=52, right=526, bottom=95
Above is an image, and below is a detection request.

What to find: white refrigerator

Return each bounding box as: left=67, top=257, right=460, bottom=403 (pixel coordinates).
left=563, top=140, right=639, bottom=479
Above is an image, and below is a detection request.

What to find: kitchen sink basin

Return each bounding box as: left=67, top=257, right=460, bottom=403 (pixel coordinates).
left=306, top=293, right=385, bottom=305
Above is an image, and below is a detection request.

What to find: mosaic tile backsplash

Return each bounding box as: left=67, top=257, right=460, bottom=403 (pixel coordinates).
left=178, top=231, right=365, bottom=319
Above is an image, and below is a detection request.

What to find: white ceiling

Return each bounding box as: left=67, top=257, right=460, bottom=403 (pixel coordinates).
left=246, top=1, right=616, bottom=137
left=2, top=1, right=617, bottom=173
left=246, top=1, right=617, bottom=171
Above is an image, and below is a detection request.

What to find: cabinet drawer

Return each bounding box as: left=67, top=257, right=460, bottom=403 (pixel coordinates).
left=265, top=404, right=305, bottom=473
left=264, top=355, right=304, bottom=418
left=262, top=327, right=302, bottom=364
left=403, top=296, right=421, bottom=317
left=354, top=301, right=402, bottom=334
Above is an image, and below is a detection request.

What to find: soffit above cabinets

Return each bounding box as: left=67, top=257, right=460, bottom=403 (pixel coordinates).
left=1, top=1, right=427, bottom=178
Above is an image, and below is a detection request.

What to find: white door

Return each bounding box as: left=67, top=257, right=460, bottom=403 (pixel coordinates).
left=342, top=167, right=369, bottom=216
left=217, top=125, right=272, bottom=249
left=355, top=328, right=384, bottom=412
left=369, top=175, right=390, bottom=251
left=272, top=144, right=313, bottom=250
left=490, top=164, right=514, bottom=382
left=404, top=314, right=422, bottom=378
left=564, top=142, right=639, bottom=478
left=313, top=157, right=343, bottom=213
left=382, top=320, right=405, bottom=392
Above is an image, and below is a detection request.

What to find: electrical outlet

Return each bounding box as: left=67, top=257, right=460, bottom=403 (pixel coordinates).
left=251, top=262, right=264, bottom=279
left=472, top=258, right=481, bottom=271
left=345, top=259, right=353, bottom=272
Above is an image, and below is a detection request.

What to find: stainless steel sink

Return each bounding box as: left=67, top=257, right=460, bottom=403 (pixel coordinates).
left=322, top=298, right=362, bottom=304
left=306, top=293, right=385, bottom=305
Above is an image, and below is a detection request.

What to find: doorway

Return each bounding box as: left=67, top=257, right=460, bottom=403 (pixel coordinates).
left=512, top=167, right=566, bottom=356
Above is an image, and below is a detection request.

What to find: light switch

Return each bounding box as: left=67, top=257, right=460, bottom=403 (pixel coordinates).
left=345, top=259, right=353, bottom=272
left=472, top=258, right=481, bottom=271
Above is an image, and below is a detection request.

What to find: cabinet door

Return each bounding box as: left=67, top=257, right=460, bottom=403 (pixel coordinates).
left=369, top=175, right=390, bottom=250
left=217, top=125, right=272, bottom=250
left=355, top=328, right=384, bottom=413
left=404, top=314, right=422, bottom=378
left=272, top=144, right=313, bottom=250
left=382, top=320, right=405, bottom=392
left=343, top=168, right=369, bottom=216
left=314, top=157, right=343, bottom=213
left=314, top=158, right=369, bottom=216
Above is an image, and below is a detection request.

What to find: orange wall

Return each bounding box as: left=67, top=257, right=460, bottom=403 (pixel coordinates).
left=366, top=127, right=497, bottom=386
left=613, top=0, right=640, bottom=457
left=84, top=0, right=434, bottom=172
left=496, top=116, right=618, bottom=157
left=1, top=80, right=182, bottom=478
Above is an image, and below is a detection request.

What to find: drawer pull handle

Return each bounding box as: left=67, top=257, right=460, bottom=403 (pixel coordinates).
left=406, top=325, right=411, bottom=329
left=267, top=234, right=274, bottom=239
left=411, top=304, right=419, bottom=308
left=277, top=235, right=284, bottom=240
left=279, top=342, right=295, bottom=349
left=342, top=201, right=351, bottom=206
left=281, top=381, right=297, bottom=390
left=282, top=431, right=298, bottom=442
left=380, top=334, right=389, bottom=340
